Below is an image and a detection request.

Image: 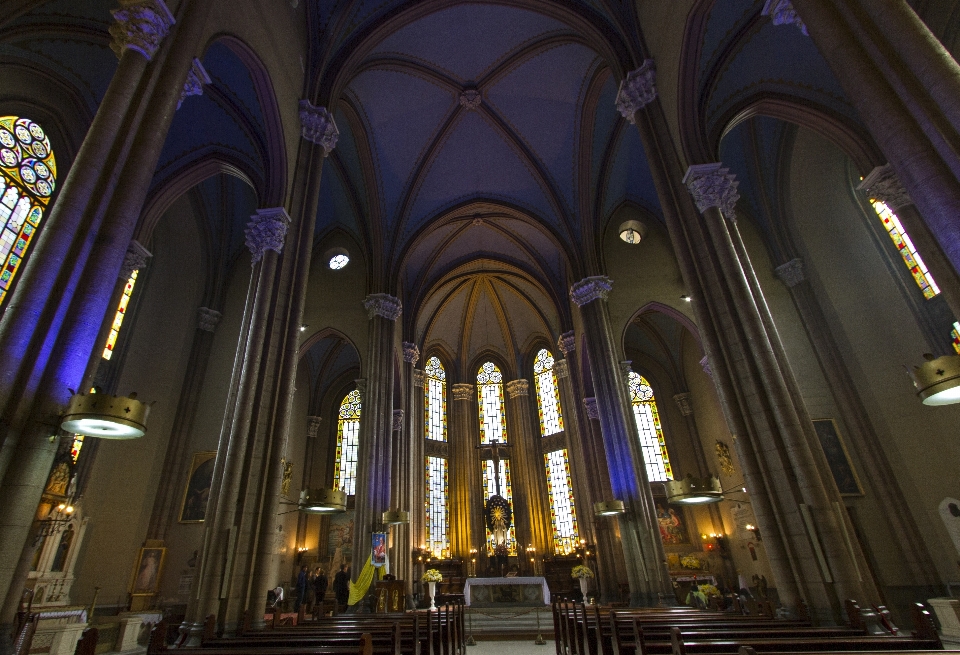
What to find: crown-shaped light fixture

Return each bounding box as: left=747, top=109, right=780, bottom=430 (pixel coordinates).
left=298, top=488, right=347, bottom=514
left=909, top=353, right=960, bottom=406
left=665, top=474, right=723, bottom=505
left=60, top=391, right=150, bottom=439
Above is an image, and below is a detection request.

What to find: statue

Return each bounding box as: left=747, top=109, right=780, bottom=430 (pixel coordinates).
left=280, top=458, right=293, bottom=497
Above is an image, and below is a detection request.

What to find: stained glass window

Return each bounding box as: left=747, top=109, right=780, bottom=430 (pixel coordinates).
left=425, top=356, right=447, bottom=441
left=477, top=362, right=507, bottom=444
left=70, top=435, right=84, bottom=464
left=627, top=371, right=673, bottom=482
left=0, top=117, right=56, bottom=307
left=870, top=200, right=940, bottom=299
left=952, top=322, right=960, bottom=355
left=334, top=389, right=361, bottom=495
left=544, top=449, right=578, bottom=554
left=481, top=459, right=517, bottom=554
left=102, top=270, right=138, bottom=360
left=533, top=349, right=563, bottom=436
left=425, top=456, right=449, bottom=557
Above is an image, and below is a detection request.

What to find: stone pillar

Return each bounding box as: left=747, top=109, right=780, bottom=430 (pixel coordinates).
left=449, top=384, right=481, bottom=563
left=351, top=294, right=400, bottom=579
left=553, top=354, right=595, bottom=548
left=773, top=257, right=940, bottom=589
left=398, top=343, right=421, bottom=603
left=570, top=277, right=673, bottom=606
left=504, top=379, right=552, bottom=561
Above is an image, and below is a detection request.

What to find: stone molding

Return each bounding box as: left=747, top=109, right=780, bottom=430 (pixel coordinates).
left=459, top=88, right=482, bottom=110
left=299, top=100, right=339, bottom=154
left=178, top=57, right=211, bottom=109
left=857, top=164, right=912, bottom=210
left=774, top=258, right=806, bottom=287
left=196, top=307, right=222, bottom=332
left=620, top=360, right=632, bottom=378
left=354, top=379, right=367, bottom=397
left=363, top=294, right=402, bottom=321
left=402, top=342, right=420, bottom=364
left=505, top=379, right=529, bottom=398
left=413, top=369, right=425, bottom=388
left=616, top=60, right=657, bottom=123
left=673, top=392, right=694, bottom=417
left=557, top=330, right=576, bottom=355
left=392, top=409, right=404, bottom=432
left=245, top=207, right=291, bottom=264
left=306, top=416, right=322, bottom=439
left=570, top=276, right=613, bottom=307
left=699, top=355, right=713, bottom=379
left=554, top=359, right=570, bottom=379
left=583, top=397, right=599, bottom=419
left=683, top=163, right=740, bottom=219
left=119, top=240, right=152, bottom=280
left=452, top=383, right=474, bottom=401
left=762, top=0, right=809, bottom=35
left=109, top=0, right=175, bottom=60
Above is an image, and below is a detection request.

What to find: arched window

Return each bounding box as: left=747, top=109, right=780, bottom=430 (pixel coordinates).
left=424, top=356, right=449, bottom=557
left=544, top=449, right=578, bottom=554
left=627, top=371, right=673, bottom=482
left=477, top=361, right=516, bottom=553
left=952, top=321, right=960, bottom=355
left=533, top=349, right=563, bottom=436
left=870, top=200, right=939, bottom=299
left=103, top=270, right=138, bottom=360
left=0, top=116, right=56, bottom=307
left=334, top=389, right=361, bottom=495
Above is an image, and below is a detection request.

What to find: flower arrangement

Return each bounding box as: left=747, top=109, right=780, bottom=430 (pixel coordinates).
left=571, top=565, right=594, bottom=579
left=680, top=555, right=702, bottom=570
left=698, top=583, right=721, bottom=598
left=422, top=569, right=443, bottom=583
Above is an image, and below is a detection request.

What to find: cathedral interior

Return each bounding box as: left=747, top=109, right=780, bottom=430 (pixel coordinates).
left=2, top=0, right=960, bottom=646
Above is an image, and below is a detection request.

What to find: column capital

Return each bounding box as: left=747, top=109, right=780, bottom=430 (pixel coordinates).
left=197, top=307, right=222, bottom=332
left=178, top=57, right=211, bottom=109
left=673, top=392, right=694, bottom=417
left=413, top=369, right=425, bottom=388
left=363, top=294, right=402, bottom=321
left=452, top=383, right=474, bottom=401
left=119, top=239, right=152, bottom=280
left=557, top=330, right=576, bottom=355
left=570, top=276, right=613, bottom=306
left=505, top=379, right=529, bottom=398
left=620, top=360, right=633, bottom=378
left=109, top=0, right=175, bottom=60
left=354, top=378, right=367, bottom=397
left=306, top=416, right=322, bottom=438
left=857, top=164, right=913, bottom=210
left=774, top=258, right=806, bottom=287
left=615, top=60, right=657, bottom=123
left=761, top=0, right=808, bottom=36
left=245, top=207, right=291, bottom=264
left=554, top=359, right=570, bottom=379
left=392, top=409, right=404, bottom=432
left=699, top=355, right=713, bottom=379
left=582, top=397, right=599, bottom=420
left=683, top=163, right=740, bottom=219
left=402, top=342, right=420, bottom=364
left=299, top=100, right=339, bottom=154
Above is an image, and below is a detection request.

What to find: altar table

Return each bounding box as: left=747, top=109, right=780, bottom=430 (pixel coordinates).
left=462, top=576, right=550, bottom=607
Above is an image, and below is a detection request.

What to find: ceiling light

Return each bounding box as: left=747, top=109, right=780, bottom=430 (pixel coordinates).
left=382, top=510, right=409, bottom=525
left=329, top=254, right=348, bottom=269
left=593, top=500, right=625, bottom=517
left=618, top=220, right=647, bottom=244
left=61, top=392, right=150, bottom=439
left=665, top=475, right=723, bottom=505
left=680, top=294, right=691, bottom=302
left=298, top=488, right=347, bottom=514
left=909, top=353, right=960, bottom=405
left=299, top=324, right=307, bottom=332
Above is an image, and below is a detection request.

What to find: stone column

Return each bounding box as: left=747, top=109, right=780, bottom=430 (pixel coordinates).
left=351, top=294, right=400, bottom=579
left=504, top=379, right=552, bottom=560
left=399, top=343, right=421, bottom=602
left=449, top=384, right=480, bottom=563
left=773, top=257, right=940, bottom=589
left=857, top=164, right=960, bottom=321
left=570, top=277, right=673, bottom=606
left=553, top=353, right=595, bottom=548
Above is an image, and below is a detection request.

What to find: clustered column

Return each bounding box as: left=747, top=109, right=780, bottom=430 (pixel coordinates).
left=400, top=343, right=423, bottom=604
left=449, top=383, right=482, bottom=565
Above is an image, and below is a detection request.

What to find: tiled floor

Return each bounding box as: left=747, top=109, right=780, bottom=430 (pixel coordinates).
left=466, top=639, right=556, bottom=655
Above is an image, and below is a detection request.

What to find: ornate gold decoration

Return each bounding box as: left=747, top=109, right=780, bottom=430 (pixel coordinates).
left=715, top=440, right=736, bottom=475
left=280, top=458, right=293, bottom=497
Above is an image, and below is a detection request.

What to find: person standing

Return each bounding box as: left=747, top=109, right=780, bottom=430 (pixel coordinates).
left=294, top=565, right=309, bottom=612
left=333, top=564, right=350, bottom=611
left=313, top=567, right=328, bottom=614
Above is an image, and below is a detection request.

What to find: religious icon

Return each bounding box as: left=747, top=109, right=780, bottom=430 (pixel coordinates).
left=179, top=451, right=216, bottom=523
left=372, top=532, right=386, bottom=567
left=655, top=503, right=689, bottom=545
left=131, top=547, right=166, bottom=595
left=280, top=458, right=294, bottom=497
left=715, top=440, right=736, bottom=476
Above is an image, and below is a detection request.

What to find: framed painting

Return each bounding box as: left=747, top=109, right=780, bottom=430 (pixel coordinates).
left=179, top=451, right=217, bottom=523
left=812, top=418, right=863, bottom=496
left=131, top=547, right=166, bottom=595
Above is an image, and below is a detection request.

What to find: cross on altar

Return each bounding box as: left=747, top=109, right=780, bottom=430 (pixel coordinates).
left=477, top=438, right=512, bottom=497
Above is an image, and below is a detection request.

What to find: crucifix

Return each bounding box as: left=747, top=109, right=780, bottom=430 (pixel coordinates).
left=477, top=438, right=512, bottom=496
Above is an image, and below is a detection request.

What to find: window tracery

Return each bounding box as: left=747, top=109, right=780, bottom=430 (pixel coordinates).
left=334, top=389, right=361, bottom=495
left=627, top=371, right=673, bottom=482
left=425, top=356, right=446, bottom=441
left=533, top=349, right=563, bottom=436
left=544, top=448, right=578, bottom=554
left=424, top=356, right=449, bottom=557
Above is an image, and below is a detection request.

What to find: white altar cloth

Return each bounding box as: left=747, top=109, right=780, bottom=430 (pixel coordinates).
left=462, top=576, right=550, bottom=606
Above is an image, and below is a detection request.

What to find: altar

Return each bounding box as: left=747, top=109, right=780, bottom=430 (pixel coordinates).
left=462, top=577, right=550, bottom=607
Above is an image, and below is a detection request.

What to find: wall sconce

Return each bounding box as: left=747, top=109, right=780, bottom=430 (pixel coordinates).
left=61, top=391, right=150, bottom=439
left=298, top=488, right=347, bottom=514
left=909, top=353, right=960, bottom=405
left=744, top=523, right=761, bottom=541
left=593, top=500, right=626, bottom=517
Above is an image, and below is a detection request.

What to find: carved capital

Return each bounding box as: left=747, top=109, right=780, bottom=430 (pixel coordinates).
left=119, top=240, right=151, bottom=280
left=197, top=307, right=222, bottom=332
left=363, top=294, right=402, bottom=321
left=354, top=379, right=367, bottom=398
left=392, top=409, right=404, bottom=432
left=583, top=397, right=599, bottom=420
left=459, top=88, right=482, bottom=110
left=402, top=342, right=420, bottom=364
left=178, top=57, right=211, bottom=109
left=761, top=0, right=809, bottom=36
left=774, top=258, right=806, bottom=287
left=857, top=164, right=913, bottom=210
left=245, top=207, right=291, bottom=264
left=699, top=355, right=713, bottom=379
left=620, top=360, right=632, bottom=378
left=306, top=416, right=322, bottom=439
left=683, top=163, right=740, bottom=219
left=505, top=379, right=529, bottom=398
left=554, top=359, right=570, bottom=379
left=616, top=60, right=657, bottom=123
left=413, top=369, right=425, bottom=388
left=452, top=383, right=474, bottom=401
left=109, top=0, right=175, bottom=60
left=673, top=392, right=694, bottom=417
left=557, top=330, right=576, bottom=355
left=570, top=276, right=613, bottom=307
left=299, top=100, right=339, bottom=154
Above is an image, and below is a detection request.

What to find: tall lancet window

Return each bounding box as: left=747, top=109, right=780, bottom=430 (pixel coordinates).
left=477, top=361, right=516, bottom=553
left=534, top=348, right=578, bottom=553
left=334, top=389, right=361, bottom=495
left=870, top=199, right=939, bottom=299
left=0, top=116, right=56, bottom=307
left=424, top=356, right=449, bottom=557
left=627, top=371, right=673, bottom=482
